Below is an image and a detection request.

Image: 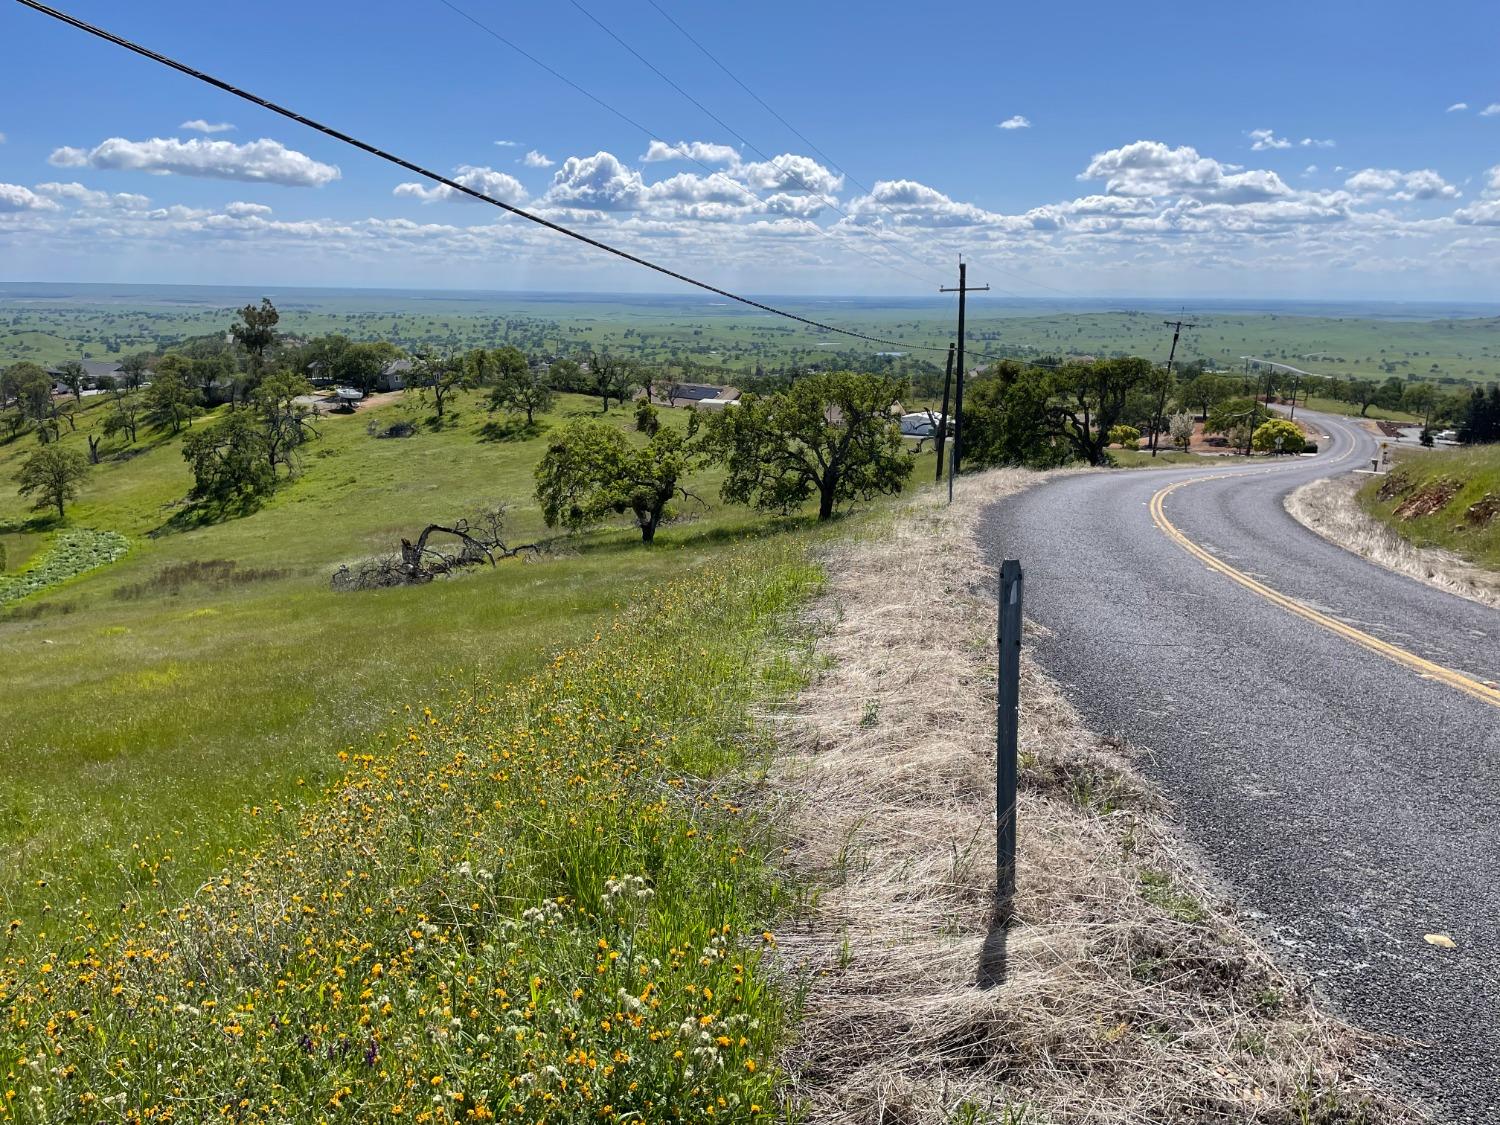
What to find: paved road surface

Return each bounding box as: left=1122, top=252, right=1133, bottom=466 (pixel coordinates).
left=981, top=411, right=1500, bottom=1122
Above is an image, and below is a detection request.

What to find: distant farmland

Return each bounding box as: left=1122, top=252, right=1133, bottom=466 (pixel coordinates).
left=2, top=283, right=1496, bottom=387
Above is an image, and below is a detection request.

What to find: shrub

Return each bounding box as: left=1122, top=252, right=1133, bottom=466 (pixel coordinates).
left=635, top=398, right=661, bottom=435
left=1252, top=418, right=1306, bottom=455
left=1107, top=424, right=1141, bottom=449
left=1169, top=412, right=1195, bottom=451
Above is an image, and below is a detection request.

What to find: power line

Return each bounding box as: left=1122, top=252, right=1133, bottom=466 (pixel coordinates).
left=12, top=2, right=1095, bottom=373
left=9, top=0, right=976, bottom=358
left=640, top=0, right=1090, bottom=304
left=565, top=0, right=951, bottom=288
left=642, top=0, right=862, bottom=197
left=433, top=0, right=938, bottom=291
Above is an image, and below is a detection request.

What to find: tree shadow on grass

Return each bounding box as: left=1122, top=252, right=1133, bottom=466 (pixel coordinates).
left=424, top=410, right=468, bottom=432
left=149, top=494, right=265, bottom=538
left=11, top=512, right=63, bottom=534
left=477, top=417, right=548, bottom=443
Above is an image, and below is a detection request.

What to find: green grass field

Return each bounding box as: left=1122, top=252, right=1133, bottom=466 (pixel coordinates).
left=4, top=286, right=1497, bottom=388
left=2, top=371, right=935, bottom=1120
left=1, top=387, right=920, bottom=933
left=1298, top=394, right=1421, bottom=423
left=1358, top=444, right=1500, bottom=570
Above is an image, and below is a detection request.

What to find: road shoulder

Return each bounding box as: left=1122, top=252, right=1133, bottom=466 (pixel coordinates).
left=773, top=470, right=1420, bottom=1123
left=1285, top=474, right=1500, bottom=611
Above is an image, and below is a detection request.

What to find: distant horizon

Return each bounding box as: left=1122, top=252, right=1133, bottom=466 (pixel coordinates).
left=2, top=279, right=1497, bottom=316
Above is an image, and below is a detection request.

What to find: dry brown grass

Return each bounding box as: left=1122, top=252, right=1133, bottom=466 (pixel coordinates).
left=771, top=469, right=1420, bottom=1125
left=1286, top=476, right=1500, bottom=611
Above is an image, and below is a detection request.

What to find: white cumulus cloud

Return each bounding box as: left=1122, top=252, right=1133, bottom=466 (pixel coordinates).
left=521, top=150, right=555, bottom=169
left=739, top=153, right=842, bottom=196
left=1344, top=167, right=1460, bottom=201
left=1249, top=129, right=1333, bottom=151
left=642, top=172, right=748, bottom=206
left=180, top=120, right=235, bottom=134
left=997, top=115, right=1031, bottom=130
left=847, top=180, right=1008, bottom=229
left=48, top=137, right=340, bottom=187
left=1447, top=102, right=1469, bottom=112
left=1083, top=140, right=1291, bottom=203
left=642, top=140, right=742, bottom=166
left=542, top=152, right=645, bottom=211
left=1249, top=128, right=1292, bottom=151
left=1453, top=199, right=1500, bottom=225
left=394, top=165, right=527, bottom=205
left=224, top=201, right=273, bottom=218
left=0, top=183, right=60, bottom=212
left=1482, top=104, right=1500, bottom=117
left=34, top=181, right=151, bottom=210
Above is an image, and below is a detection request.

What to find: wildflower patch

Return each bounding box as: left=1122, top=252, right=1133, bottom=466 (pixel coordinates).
left=0, top=529, right=128, bottom=607
left=0, top=543, right=820, bottom=1123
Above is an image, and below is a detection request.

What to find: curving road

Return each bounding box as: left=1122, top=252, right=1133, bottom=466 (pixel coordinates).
left=981, top=410, right=1500, bottom=1122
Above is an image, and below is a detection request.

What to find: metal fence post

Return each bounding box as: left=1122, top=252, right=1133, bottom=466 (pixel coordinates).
left=997, top=559, right=1023, bottom=907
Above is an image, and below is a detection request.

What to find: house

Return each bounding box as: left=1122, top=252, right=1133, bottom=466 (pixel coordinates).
left=376, top=358, right=412, bottom=392
left=652, top=382, right=740, bottom=408
left=46, top=359, right=123, bottom=393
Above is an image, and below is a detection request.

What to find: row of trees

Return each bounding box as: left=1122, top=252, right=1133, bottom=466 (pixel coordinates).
left=1456, top=385, right=1500, bottom=445
left=535, top=372, right=913, bottom=543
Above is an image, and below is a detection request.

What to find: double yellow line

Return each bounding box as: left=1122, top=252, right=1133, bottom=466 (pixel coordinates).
left=1149, top=475, right=1500, bottom=709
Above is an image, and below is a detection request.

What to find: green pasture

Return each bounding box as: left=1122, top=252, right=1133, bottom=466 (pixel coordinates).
left=1, top=387, right=917, bottom=929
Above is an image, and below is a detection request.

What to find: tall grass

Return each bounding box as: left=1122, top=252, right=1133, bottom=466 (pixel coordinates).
left=0, top=542, right=821, bottom=1123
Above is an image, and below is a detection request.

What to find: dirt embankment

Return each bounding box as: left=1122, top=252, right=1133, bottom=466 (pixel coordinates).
left=772, top=472, right=1419, bottom=1124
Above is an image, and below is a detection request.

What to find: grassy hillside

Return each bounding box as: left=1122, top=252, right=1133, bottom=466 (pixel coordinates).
left=1358, top=444, right=1500, bottom=570
left=0, top=389, right=909, bottom=930
left=1299, top=394, right=1420, bottom=423
left=0, top=537, right=821, bottom=1122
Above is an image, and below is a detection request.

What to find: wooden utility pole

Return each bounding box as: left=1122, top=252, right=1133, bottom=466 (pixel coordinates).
left=934, top=342, right=954, bottom=483
left=940, top=258, right=988, bottom=475
left=1150, top=317, right=1195, bottom=456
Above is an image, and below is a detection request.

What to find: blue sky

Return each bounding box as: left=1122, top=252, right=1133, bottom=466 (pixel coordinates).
left=2, top=0, right=1499, bottom=298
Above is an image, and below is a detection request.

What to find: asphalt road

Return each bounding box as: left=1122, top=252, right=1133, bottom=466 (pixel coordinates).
left=980, top=410, right=1500, bottom=1122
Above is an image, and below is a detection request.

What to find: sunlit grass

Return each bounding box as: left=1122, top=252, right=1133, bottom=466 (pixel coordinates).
left=0, top=542, right=822, bottom=1122
left=0, top=390, right=847, bottom=928
left=1359, top=443, right=1500, bottom=570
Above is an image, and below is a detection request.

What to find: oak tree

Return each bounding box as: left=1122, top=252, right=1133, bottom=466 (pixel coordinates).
left=16, top=445, right=90, bottom=519
left=706, top=371, right=912, bottom=520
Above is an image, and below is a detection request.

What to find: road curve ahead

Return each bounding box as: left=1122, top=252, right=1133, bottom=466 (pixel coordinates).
left=981, top=410, right=1500, bottom=1122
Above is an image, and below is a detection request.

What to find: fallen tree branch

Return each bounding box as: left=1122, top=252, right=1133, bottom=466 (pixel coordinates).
left=332, top=506, right=541, bottom=591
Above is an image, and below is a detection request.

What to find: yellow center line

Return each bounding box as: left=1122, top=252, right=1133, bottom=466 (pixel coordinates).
left=1149, top=470, right=1500, bottom=710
